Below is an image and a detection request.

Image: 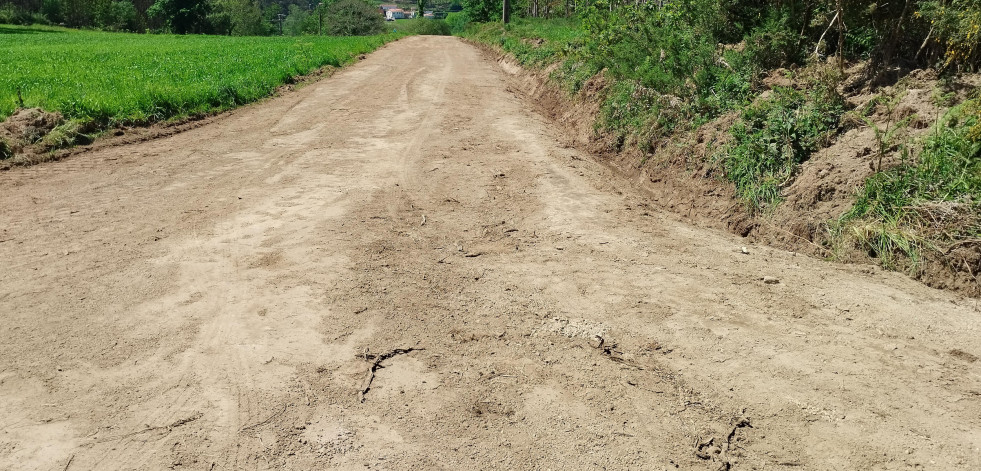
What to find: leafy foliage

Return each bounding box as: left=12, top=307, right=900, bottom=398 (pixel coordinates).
left=147, top=0, right=212, bottom=34
left=444, top=11, right=468, bottom=33
left=326, top=0, right=384, bottom=36
left=722, top=80, right=844, bottom=212
left=462, top=0, right=502, bottom=23
left=848, top=100, right=981, bottom=223
left=394, top=18, right=451, bottom=35
left=836, top=99, right=981, bottom=270
left=919, top=0, right=981, bottom=69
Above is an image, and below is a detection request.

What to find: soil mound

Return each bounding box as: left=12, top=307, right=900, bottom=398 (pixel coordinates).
left=0, top=108, right=64, bottom=157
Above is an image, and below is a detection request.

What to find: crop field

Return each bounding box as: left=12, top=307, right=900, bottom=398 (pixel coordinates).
left=0, top=25, right=400, bottom=125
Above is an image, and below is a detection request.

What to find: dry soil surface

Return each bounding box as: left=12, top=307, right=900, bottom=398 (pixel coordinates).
left=1, top=36, right=980, bottom=471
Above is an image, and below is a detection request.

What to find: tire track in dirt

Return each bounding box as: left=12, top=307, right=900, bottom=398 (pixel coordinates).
left=1, top=36, right=980, bottom=470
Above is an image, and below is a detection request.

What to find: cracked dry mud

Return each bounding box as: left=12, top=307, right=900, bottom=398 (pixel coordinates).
left=1, top=36, right=980, bottom=470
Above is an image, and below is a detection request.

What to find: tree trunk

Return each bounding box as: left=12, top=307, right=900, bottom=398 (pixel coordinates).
left=875, top=0, right=912, bottom=82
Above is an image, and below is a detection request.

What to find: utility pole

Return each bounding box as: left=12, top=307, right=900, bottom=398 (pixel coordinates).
left=318, top=2, right=324, bottom=35
left=503, top=0, right=510, bottom=24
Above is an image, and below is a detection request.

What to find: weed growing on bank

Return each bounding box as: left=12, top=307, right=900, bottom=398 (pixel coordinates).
left=721, top=67, right=845, bottom=212
left=835, top=99, right=981, bottom=271
left=465, top=18, right=582, bottom=69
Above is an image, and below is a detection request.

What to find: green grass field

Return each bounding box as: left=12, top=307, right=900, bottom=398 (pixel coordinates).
left=0, top=25, right=400, bottom=125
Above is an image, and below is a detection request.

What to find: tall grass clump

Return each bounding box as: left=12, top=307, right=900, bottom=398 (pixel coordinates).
left=836, top=99, right=981, bottom=270
left=720, top=66, right=845, bottom=213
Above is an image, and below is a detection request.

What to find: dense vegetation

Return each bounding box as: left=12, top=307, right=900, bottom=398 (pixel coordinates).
left=395, top=15, right=450, bottom=34
left=324, top=0, right=382, bottom=35
left=457, top=0, right=980, bottom=279
left=0, top=25, right=398, bottom=154
left=839, top=98, right=981, bottom=269
left=0, top=0, right=459, bottom=35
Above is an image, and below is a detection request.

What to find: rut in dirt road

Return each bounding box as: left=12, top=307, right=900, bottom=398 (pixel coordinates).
left=1, top=36, right=980, bottom=470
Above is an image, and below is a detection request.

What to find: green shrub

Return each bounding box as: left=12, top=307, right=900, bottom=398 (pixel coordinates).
left=396, top=18, right=451, bottom=36
left=462, top=18, right=583, bottom=68
left=598, top=81, right=661, bottom=148
left=326, top=0, right=385, bottom=36
left=552, top=59, right=599, bottom=94
left=692, top=49, right=755, bottom=117
left=721, top=80, right=844, bottom=212
left=742, top=13, right=801, bottom=71
left=919, top=0, right=981, bottom=69
left=581, top=0, right=719, bottom=93
left=445, top=12, right=469, bottom=34
left=462, top=0, right=503, bottom=23
left=0, top=4, right=51, bottom=25
left=848, top=100, right=981, bottom=222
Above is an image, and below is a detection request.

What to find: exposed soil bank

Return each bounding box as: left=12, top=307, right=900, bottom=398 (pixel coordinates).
left=486, top=44, right=980, bottom=297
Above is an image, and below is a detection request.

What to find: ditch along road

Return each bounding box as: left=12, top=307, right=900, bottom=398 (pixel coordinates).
left=1, top=36, right=979, bottom=470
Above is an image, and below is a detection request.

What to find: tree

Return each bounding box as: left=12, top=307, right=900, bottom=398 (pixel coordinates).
left=61, top=0, right=94, bottom=27
left=40, top=0, right=63, bottom=24
left=95, top=0, right=139, bottom=30
left=326, top=0, right=383, bottom=36
left=462, top=0, right=500, bottom=23
left=283, top=4, right=309, bottom=35
left=221, top=0, right=266, bottom=35
left=147, top=0, right=213, bottom=33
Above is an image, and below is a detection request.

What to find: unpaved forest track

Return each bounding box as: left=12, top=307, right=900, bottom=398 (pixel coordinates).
left=1, top=36, right=979, bottom=470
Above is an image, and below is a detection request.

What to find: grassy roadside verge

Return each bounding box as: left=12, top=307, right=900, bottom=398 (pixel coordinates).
left=461, top=18, right=841, bottom=212
left=461, top=17, right=980, bottom=295
left=0, top=25, right=403, bottom=164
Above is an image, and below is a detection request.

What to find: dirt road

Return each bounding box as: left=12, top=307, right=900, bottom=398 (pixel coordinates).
left=1, top=36, right=979, bottom=470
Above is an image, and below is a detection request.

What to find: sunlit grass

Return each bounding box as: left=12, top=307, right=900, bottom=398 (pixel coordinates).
left=0, top=25, right=401, bottom=124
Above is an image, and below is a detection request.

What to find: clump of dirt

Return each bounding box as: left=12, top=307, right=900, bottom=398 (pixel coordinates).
left=0, top=108, right=64, bottom=156
left=714, top=67, right=978, bottom=296
left=0, top=109, right=107, bottom=169
left=772, top=72, right=945, bottom=236
left=828, top=199, right=981, bottom=295
left=761, top=68, right=793, bottom=89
